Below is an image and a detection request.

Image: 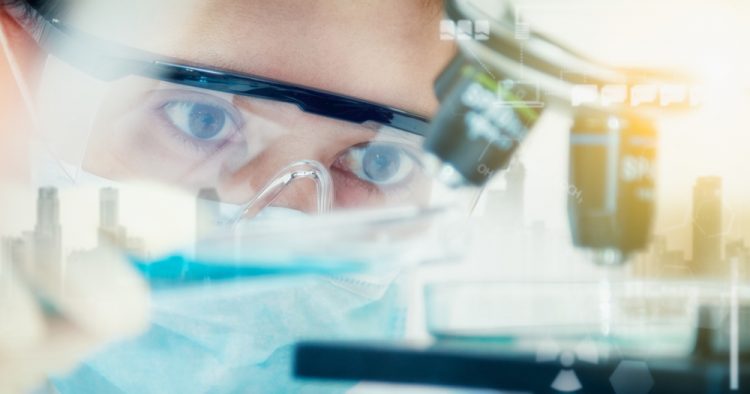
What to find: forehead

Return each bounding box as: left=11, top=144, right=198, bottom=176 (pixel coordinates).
left=63, top=0, right=455, bottom=115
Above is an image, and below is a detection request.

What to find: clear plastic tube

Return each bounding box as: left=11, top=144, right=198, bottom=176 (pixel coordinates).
left=230, top=160, right=334, bottom=224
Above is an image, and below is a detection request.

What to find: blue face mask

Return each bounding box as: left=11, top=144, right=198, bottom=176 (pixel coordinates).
left=52, top=276, right=405, bottom=393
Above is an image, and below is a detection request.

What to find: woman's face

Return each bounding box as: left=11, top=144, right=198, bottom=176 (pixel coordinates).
left=36, top=0, right=456, bottom=212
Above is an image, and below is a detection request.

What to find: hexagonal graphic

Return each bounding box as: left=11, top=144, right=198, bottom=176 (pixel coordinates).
left=654, top=205, right=692, bottom=242
left=609, top=360, right=654, bottom=394
left=693, top=199, right=735, bottom=240
left=692, top=180, right=735, bottom=240
left=654, top=179, right=736, bottom=240
left=645, top=189, right=739, bottom=280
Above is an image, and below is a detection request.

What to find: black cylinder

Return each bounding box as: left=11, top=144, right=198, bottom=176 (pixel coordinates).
left=567, top=108, right=657, bottom=261
left=424, top=54, right=543, bottom=186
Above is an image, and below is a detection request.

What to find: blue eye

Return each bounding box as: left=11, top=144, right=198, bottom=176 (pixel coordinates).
left=163, top=101, right=235, bottom=140
left=363, top=144, right=401, bottom=182
left=342, top=143, right=417, bottom=186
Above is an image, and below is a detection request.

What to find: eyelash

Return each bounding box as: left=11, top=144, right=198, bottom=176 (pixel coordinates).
left=144, top=90, right=424, bottom=201
left=153, top=95, right=244, bottom=154
left=333, top=142, right=423, bottom=194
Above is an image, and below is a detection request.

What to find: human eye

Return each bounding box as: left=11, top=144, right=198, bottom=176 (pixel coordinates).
left=152, top=90, right=244, bottom=150
left=334, top=142, right=420, bottom=187
left=163, top=101, right=235, bottom=140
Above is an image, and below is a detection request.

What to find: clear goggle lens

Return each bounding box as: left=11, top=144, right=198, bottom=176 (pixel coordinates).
left=34, top=59, right=469, bottom=224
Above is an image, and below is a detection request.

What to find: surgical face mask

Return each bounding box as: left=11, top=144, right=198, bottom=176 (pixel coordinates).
left=51, top=276, right=408, bottom=393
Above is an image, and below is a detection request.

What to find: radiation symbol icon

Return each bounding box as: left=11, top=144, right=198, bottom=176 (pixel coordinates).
left=536, top=338, right=601, bottom=392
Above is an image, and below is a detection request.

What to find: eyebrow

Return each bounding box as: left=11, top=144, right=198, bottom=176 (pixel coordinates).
left=21, top=4, right=432, bottom=137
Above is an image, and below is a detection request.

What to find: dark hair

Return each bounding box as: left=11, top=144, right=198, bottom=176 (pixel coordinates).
left=2, top=0, right=66, bottom=21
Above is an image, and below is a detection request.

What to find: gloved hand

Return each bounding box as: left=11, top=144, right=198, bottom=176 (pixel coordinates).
left=0, top=245, right=150, bottom=393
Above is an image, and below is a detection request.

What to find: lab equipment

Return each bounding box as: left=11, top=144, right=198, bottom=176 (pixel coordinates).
left=129, top=253, right=362, bottom=288
left=424, top=0, right=692, bottom=263
left=293, top=281, right=750, bottom=393
left=230, top=160, right=334, bottom=222
left=132, top=203, right=466, bottom=289
left=422, top=280, right=747, bottom=357
left=424, top=55, right=542, bottom=187
left=294, top=339, right=749, bottom=394
left=568, top=110, right=658, bottom=265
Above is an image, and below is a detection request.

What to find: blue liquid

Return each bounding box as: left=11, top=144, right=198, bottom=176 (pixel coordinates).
left=129, top=253, right=363, bottom=289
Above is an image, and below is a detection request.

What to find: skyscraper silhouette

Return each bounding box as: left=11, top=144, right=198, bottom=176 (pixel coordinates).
left=98, top=187, right=126, bottom=247
left=485, top=159, right=525, bottom=228
left=692, top=176, right=722, bottom=275
left=34, top=187, right=62, bottom=265
left=36, top=188, right=59, bottom=230
left=195, top=187, right=221, bottom=259
left=505, top=158, right=526, bottom=227
left=100, top=187, right=119, bottom=229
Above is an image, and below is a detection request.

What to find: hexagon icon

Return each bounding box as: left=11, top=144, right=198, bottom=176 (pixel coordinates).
left=654, top=181, right=736, bottom=253
left=609, top=360, right=654, bottom=394
left=692, top=199, right=736, bottom=241
left=654, top=205, right=692, bottom=243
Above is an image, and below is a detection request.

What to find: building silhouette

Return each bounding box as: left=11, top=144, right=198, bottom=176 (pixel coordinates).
left=33, top=187, right=62, bottom=265
left=1, top=237, right=28, bottom=293
left=1, top=187, right=148, bottom=291
left=503, top=159, right=526, bottom=228
left=476, top=159, right=530, bottom=269
left=692, top=176, right=722, bottom=275
left=725, top=238, right=750, bottom=280
left=726, top=239, right=749, bottom=260
left=635, top=234, right=689, bottom=277
left=96, top=188, right=145, bottom=256
left=98, top=187, right=126, bottom=248
left=100, top=187, right=119, bottom=229
left=484, top=158, right=525, bottom=228
left=633, top=176, right=738, bottom=279
left=195, top=187, right=221, bottom=259
left=1, top=189, right=62, bottom=290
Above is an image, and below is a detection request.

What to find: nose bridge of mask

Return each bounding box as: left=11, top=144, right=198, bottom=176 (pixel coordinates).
left=30, top=151, right=120, bottom=190
left=35, top=56, right=110, bottom=183
left=231, top=159, right=333, bottom=223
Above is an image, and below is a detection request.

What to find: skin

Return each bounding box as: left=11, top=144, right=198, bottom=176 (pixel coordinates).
left=0, top=0, right=455, bottom=390
left=62, top=0, right=452, bottom=115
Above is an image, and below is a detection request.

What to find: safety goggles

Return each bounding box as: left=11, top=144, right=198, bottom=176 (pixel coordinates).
left=14, top=3, right=469, bottom=224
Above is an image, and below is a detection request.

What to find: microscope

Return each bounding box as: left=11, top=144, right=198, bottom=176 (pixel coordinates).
left=424, top=0, right=677, bottom=265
